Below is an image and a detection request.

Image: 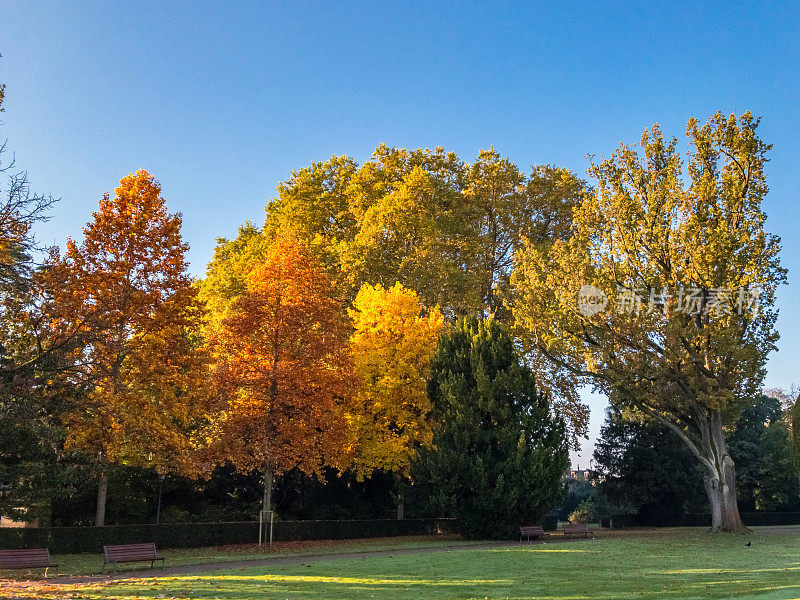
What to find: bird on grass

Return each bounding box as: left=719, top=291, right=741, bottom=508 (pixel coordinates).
left=746, top=541, right=752, bottom=547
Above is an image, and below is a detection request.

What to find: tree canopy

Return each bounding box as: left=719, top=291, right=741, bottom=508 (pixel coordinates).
left=513, top=112, right=785, bottom=532
left=203, top=237, right=354, bottom=515
left=348, top=282, right=443, bottom=480
left=410, top=317, right=568, bottom=539
left=48, top=170, right=210, bottom=525
left=255, top=145, right=584, bottom=319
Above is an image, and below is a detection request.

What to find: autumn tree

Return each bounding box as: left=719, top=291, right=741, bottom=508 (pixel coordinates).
left=49, top=170, right=210, bottom=526
left=197, top=222, right=270, bottom=333
left=347, top=283, right=443, bottom=514
left=264, top=155, right=359, bottom=296
left=343, top=146, right=480, bottom=315
left=205, top=237, right=354, bottom=518
left=513, top=112, right=785, bottom=532
left=259, top=145, right=583, bottom=318
left=466, top=149, right=583, bottom=317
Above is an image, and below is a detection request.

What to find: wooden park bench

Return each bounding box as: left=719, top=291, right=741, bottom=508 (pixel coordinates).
left=102, top=542, right=165, bottom=572
left=519, top=525, right=545, bottom=542
left=0, top=548, right=59, bottom=577
left=563, top=522, right=589, bottom=538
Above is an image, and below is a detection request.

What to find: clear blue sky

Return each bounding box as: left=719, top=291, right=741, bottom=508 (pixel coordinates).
left=2, top=1, right=798, bottom=465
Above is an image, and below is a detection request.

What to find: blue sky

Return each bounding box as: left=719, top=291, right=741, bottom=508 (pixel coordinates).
left=2, top=1, right=798, bottom=465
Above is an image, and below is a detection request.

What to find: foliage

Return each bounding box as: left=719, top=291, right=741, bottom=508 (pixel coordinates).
left=204, top=237, right=354, bottom=503
left=728, top=395, right=799, bottom=511
left=49, top=461, right=399, bottom=527
left=512, top=112, right=785, bottom=531
left=264, top=155, right=359, bottom=296
left=259, top=145, right=583, bottom=320
left=196, top=222, right=271, bottom=333
left=552, top=477, right=611, bottom=522
left=568, top=497, right=596, bottom=523
left=765, top=388, right=800, bottom=495
left=594, top=396, right=799, bottom=518
left=466, top=150, right=582, bottom=316
left=48, top=170, right=211, bottom=475
left=410, top=317, right=568, bottom=539
left=592, top=408, right=706, bottom=519
left=343, top=147, right=477, bottom=315
left=347, top=283, right=443, bottom=479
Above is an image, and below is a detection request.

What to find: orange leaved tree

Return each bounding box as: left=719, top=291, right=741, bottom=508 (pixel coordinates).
left=206, top=237, right=354, bottom=518
left=49, top=170, right=209, bottom=526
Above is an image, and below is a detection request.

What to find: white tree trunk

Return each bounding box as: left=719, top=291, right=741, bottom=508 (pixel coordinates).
left=701, top=414, right=747, bottom=533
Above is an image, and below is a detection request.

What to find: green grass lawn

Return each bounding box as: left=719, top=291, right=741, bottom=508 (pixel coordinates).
left=9, top=527, right=800, bottom=599
left=0, top=535, right=472, bottom=578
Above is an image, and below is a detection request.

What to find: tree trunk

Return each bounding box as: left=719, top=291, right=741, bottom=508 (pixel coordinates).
left=155, top=474, right=165, bottom=525
left=701, top=413, right=747, bottom=533
left=263, top=463, right=273, bottom=518
left=393, top=472, right=405, bottom=520
left=95, top=470, right=108, bottom=527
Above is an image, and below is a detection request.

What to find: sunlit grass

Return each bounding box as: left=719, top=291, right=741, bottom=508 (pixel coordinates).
left=8, top=527, right=800, bottom=599
left=0, top=534, right=472, bottom=578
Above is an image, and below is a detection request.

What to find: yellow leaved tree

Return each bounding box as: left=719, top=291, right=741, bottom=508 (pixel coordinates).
left=347, top=283, right=444, bottom=496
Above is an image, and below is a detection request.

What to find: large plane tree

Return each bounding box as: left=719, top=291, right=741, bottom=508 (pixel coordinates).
left=513, top=112, right=785, bottom=532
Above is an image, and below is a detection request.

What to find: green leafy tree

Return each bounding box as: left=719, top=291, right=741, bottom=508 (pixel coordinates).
left=343, top=146, right=478, bottom=314
left=197, top=222, right=270, bottom=332
left=592, top=407, right=706, bottom=521
left=258, top=145, right=583, bottom=318
left=0, top=76, right=69, bottom=524
left=728, top=395, right=799, bottom=512
left=513, top=112, right=785, bottom=532
left=264, top=155, right=359, bottom=293
left=410, top=317, right=568, bottom=539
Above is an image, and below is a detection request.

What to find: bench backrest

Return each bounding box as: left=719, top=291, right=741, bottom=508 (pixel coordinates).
left=104, top=542, right=158, bottom=562
left=0, top=548, right=52, bottom=569
left=519, top=525, right=544, bottom=533
left=564, top=523, right=588, bottom=531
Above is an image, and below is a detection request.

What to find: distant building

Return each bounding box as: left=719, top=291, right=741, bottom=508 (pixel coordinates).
left=569, top=467, right=593, bottom=482
left=564, top=464, right=602, bottom=485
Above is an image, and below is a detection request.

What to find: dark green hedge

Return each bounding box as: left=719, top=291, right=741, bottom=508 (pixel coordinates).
left=272, top=518, right=458, bottom=542
left=0, top=518, right=458, bottom=554
left=608, top=512, right=800, bottom=528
